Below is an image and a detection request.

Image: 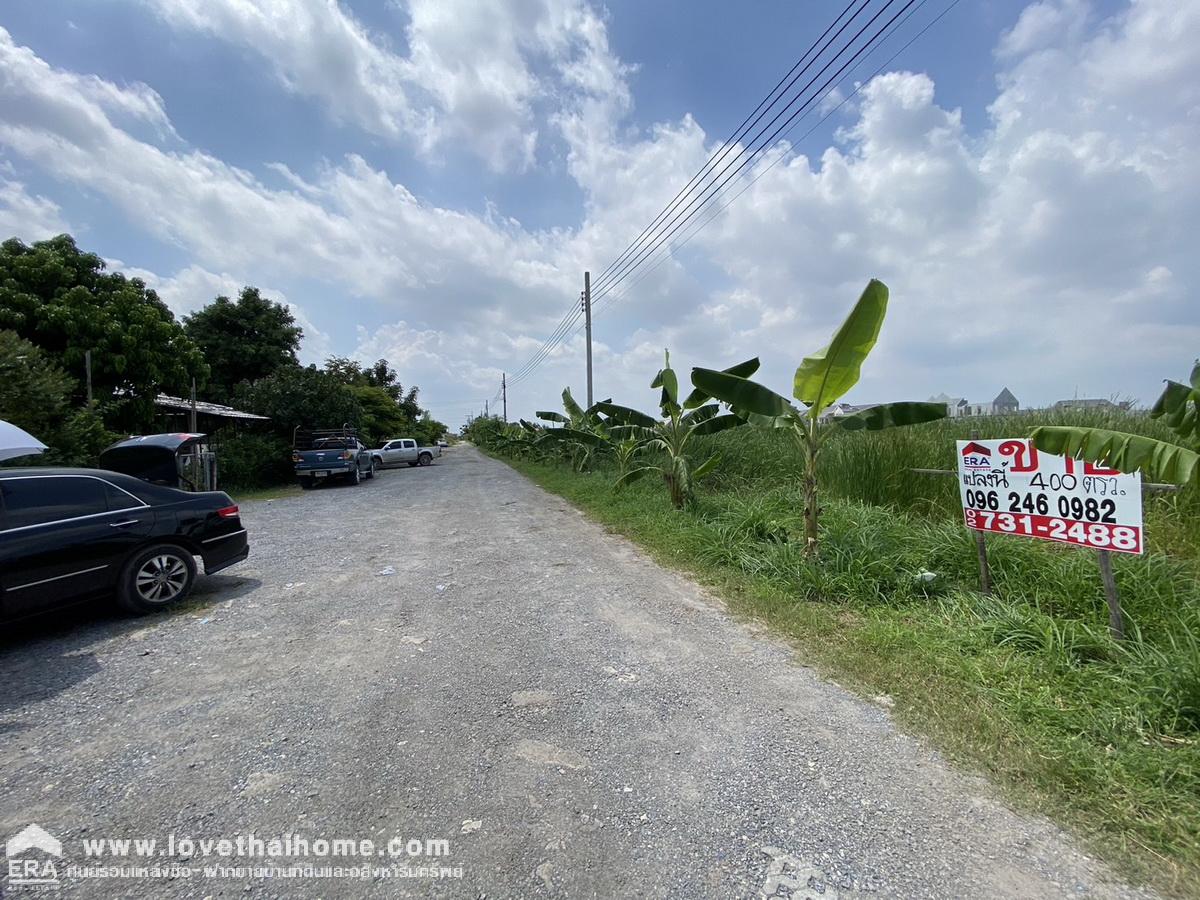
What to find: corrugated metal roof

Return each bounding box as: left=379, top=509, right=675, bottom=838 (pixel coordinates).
left=154, top=394, right=269, bottom=421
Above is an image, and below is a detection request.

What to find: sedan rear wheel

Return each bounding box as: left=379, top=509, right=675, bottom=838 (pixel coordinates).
left=117, top=544, right=197, bottom=614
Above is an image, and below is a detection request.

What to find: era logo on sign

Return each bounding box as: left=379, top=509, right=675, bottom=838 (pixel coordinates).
left=960, top=441, right=993, bottom=469
left=5, top=824, right=61, bottom=886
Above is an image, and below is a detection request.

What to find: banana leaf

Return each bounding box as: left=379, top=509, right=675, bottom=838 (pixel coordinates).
left=615, top=466, right=658, bottom=488
left=792, top=279, right=888, bottom=417
left=651, top=350, right=680, bottom=415
left=680, top=404, right=720, bottom=428
left=692, top=453, right=721, bottom=480
left=562, top=387, right=586, bottom=422
left=1150, top=367, right=1200, bottom=442
left=690, top=412, right=744, bottom=437
left=690, top=368, right=796, bottom=419
left=590, top=401, right=658, bottom=428
left=1030, top=425, right=1200, bottom=486
left=683, top=356, right=761, bottom=409
left=536, top=410, right=568, bottom=424
left=834, top=401, right=947, bottom=432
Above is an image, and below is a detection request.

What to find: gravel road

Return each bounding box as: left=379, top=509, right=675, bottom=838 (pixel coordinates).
left=0, top=446, right=1153, bottom=898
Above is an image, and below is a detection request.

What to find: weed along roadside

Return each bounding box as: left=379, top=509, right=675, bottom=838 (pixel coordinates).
left=465, top=285, right=1200, bottom=896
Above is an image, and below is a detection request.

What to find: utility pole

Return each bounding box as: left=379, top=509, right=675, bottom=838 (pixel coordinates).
left=485, top=399, right=489, bottom=418
left=190, top=377, right=198, bottom=432
left=502, top=373, right=507, bottom=423
left=583, top=270, right=593, bottom=407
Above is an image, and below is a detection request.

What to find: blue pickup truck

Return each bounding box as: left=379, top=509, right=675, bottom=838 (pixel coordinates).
left=292, top=427, right=378, bottom=489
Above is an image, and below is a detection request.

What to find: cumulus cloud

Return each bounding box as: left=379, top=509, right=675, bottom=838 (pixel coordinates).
left=0, top=174, right=69, bottom=240
left=110, top=262, right=333, bottom=365
left=134, top=0, right=628, bottom=172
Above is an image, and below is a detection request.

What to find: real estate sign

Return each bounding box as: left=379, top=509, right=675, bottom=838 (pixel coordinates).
left=956, top=438, right=1144, bottom=554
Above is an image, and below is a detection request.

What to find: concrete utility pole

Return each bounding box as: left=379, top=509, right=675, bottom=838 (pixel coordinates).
left=583, top=271, right=593, bottom=407
left=502, top=373, right=507, bottom=423
left=485, top=400, right=489, bottom=418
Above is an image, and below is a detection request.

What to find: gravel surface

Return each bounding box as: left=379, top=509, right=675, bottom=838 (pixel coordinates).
left=0, top=446, right=1154, bottom=898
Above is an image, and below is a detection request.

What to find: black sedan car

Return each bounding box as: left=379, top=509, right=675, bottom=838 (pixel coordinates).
left=0, top=468, right=249, bottom=622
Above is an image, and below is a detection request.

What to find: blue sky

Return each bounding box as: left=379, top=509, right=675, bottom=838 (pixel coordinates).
left=0, top=0, right=1194, bottom=425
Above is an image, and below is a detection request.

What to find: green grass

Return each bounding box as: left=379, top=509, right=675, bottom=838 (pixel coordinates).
left=486, top=420, right=1200, bottom=896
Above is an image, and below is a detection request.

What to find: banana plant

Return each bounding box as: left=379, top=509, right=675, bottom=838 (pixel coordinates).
left=691, top=279, right=946, bottom=554
left=596, top=351, right=754, bottom=508
left=1030, top=359, right=1200, bottom=486
left=536, top=388, right=616, bottom=471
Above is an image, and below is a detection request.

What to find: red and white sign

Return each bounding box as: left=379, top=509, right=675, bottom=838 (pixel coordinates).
left=955, top=438, right=1144, bottom=554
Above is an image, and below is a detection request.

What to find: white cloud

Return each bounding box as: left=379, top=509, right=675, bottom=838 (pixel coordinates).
left=0, top=175, right=69, bottom=240
left=134, top=0, right=628, bottom=172
left=110, top=262, right=332, bottom=365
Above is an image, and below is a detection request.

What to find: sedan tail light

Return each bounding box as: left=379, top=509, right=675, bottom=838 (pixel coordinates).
left=216, top=505, right=240, bottom=519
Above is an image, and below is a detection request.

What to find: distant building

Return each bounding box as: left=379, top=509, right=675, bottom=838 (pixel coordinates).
left=817, top=401, right=875, bottom=421
left=929, top=393, right=969, bottom=418
left=929, top=388, right=1019, bottom=418
left=1052, top=398, right=1124, bottom=412
left=992, top=387, right=1020, bottom=414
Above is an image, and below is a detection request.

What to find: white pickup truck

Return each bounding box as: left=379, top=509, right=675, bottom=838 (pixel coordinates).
left=372, top=438, right=442, bottom=468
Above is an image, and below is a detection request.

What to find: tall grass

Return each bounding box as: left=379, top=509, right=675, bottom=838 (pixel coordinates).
left=697, top=408, right=1200, bottom=560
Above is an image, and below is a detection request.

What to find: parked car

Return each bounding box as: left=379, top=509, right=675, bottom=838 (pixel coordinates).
left=0, top=467, right=249, bottom=622
left=437, top=440, right=449, bottom=448
left=373, top=438, right=442, bottom=468
left=293, top=427, right=378, bottom=488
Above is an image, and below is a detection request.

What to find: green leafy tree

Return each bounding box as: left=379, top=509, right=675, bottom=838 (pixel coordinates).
left=597, top=350, right=751, bottom=508
left=0, top=235, right=207, bottom=428
left=183, top=287, right=302, bottom=403
left=691, top=279, right=946, bottom=552
left=349, top=384, right=412, bottom=446
left=0, top=330, right=115, bottom=465
left=238, top=365, right=362, bottom=441
left=1031, top=359, right=1200, bottom=486
left=0, top=329, right=73, bottom=441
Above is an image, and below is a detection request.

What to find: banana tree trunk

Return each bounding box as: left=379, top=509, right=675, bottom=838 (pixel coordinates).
left=664, top=471, right=684, bottom=509
left=800, top=429, right=820, bottom=556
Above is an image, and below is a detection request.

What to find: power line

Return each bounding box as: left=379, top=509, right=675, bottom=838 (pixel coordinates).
left=506, top=303, right=583, bottom=385
left=501, top=0, right=959, bottom=391
left=501, top=1, right=869, bottom=391
left=587, top=0, right=869, bottom=297
left=586, top=0, right=960, bottom=324
left=590, top=0, right=917, bottom=307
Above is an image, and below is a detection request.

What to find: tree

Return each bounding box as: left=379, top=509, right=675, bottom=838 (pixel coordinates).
left=238, top=365, right=362, bottom=440
left=691, top=280, right=946, bottom=552
left=0, top=329, right=73, bottom=441
left=1031, top=359, right=1199, bottom=486
left=0, top=235, right=207, bottom=429
left=349, top=384, right=411, bottom=447
left=324, top=356, right=432, bottom=442
left=0, top=330, right=114, bottom=466
left=184, top=287, right=302, bottom=403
